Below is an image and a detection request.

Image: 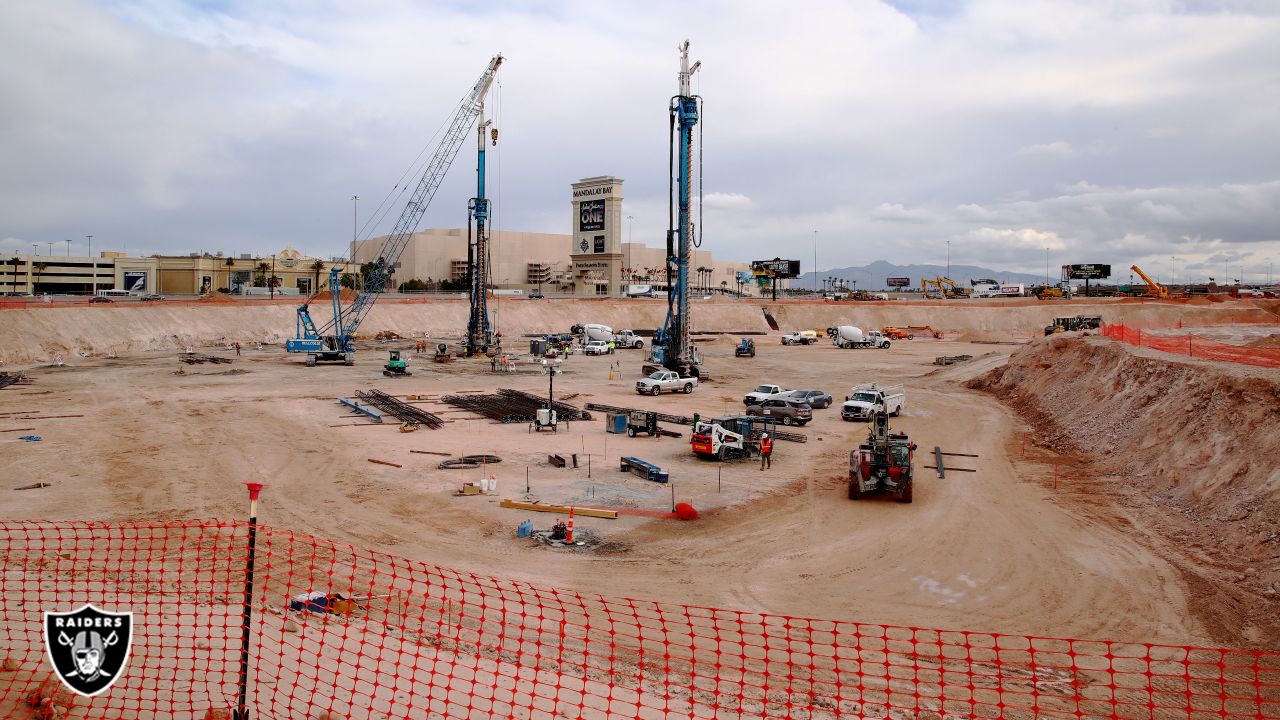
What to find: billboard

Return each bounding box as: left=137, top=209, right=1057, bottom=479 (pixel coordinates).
left=123, top=271, right=147, bottom=292
left=885, top=277, right=911, bottom=287
left=1063, top=264, right=1111, bottom=280
left=578, top=200, right=605, bottom=232
left=750, top=258, right=801, bottom=278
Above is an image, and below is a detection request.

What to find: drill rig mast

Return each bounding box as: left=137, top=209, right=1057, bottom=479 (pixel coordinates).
left=647, top=40, right=704, bottom=378
left=465, top=89, right=499, bottom=356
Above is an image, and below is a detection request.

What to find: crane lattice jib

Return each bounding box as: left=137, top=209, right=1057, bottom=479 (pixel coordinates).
left=314, top=55, right=503, bottom=344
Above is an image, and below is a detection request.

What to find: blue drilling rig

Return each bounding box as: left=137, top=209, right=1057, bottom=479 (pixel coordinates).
left=286, top=55, right=503, bottom=366
left=464, top=83, right=499, bottom=357
left=646, top=40, right=704, bottom=379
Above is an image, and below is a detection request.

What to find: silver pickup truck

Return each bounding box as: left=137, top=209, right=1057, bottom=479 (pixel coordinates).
left=636, top=370, right=697, bottom=395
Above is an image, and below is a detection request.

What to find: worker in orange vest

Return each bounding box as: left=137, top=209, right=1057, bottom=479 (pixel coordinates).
left=759, top=433, right=773, bottom=470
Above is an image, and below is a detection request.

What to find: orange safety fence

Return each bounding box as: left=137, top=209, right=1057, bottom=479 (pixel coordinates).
left=1, top=520, right=1277, bottom=720
left=1100, top=323, right=1280, bottom=369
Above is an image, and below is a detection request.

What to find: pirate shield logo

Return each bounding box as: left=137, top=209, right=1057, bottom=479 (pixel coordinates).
left=44, top=604, right=133, bottom=697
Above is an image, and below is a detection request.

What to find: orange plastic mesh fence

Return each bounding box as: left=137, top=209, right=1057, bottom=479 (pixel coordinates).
left=1, top=520, right=1276, bottom=719
left=1100, top=323, right=1280, bottom=368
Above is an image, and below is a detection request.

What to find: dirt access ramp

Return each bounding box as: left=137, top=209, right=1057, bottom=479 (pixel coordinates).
left=968, top=334, right=1280, bottom=647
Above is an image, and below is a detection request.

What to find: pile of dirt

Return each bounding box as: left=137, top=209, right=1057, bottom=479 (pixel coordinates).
left=1245, top=333, right=1280, bottom=348
left=197, top=292, right=240, bottom=305
left=968, top=336, right=1280, bottom=643
left=306, top=287, right=359, bottom=304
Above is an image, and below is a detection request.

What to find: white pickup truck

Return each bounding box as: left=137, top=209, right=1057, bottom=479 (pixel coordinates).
left=636, top=370, right=697, bottom=395
left=841, top=383, right=906, bottom=421
left=743, top=383, right=788, bottom=406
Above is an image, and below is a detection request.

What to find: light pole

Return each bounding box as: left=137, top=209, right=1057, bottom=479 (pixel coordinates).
left=32, top=243, right=38, bottom=257
left=351, top=195, right=359, bottom=248
left=626, top=215, right=634, bottom=287
left=813, top=230, right=818, bottom=292
left=87, top=235, right=95, bottom=295
left=65, top=239, right=71, bottom=256
left=47, top=241, right=55, bottom=256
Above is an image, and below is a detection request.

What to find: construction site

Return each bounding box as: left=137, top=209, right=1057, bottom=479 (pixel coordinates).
left=1, top=41, right=1278, bottom=720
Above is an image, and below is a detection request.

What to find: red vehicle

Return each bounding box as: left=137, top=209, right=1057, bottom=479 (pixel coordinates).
left=849, top=413, right=916, bottom=503
left=880, top=326, right=913, bottom=340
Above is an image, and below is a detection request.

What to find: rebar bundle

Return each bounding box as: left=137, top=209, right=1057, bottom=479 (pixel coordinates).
left=442, top=389, right=591, bottom=424
left=179, top=354, right=233, bottom=365
left=354, top=390, right=445, bottom=429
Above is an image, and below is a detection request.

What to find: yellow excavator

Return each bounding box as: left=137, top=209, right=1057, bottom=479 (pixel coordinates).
left=921, top=276, right=970, bottom=299
left=1129, top=264, right=1169, bottom=298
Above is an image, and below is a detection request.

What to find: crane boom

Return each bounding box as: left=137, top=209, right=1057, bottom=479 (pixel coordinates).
left=287, top=54, right=504, bottom=365
left=1129, top=264, right=1167, bottom=298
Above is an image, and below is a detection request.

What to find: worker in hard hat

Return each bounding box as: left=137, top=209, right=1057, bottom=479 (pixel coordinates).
left=760, top=433, right=773, bottom=470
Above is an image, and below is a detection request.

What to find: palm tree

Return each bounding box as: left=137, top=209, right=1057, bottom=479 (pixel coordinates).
left=254, top=262, right=270, bottom=287
left=33, top=262, right=47, bottom=294
left=223, top=256, right=235, bottom=292
left=309, top=259, right=326, bottom=295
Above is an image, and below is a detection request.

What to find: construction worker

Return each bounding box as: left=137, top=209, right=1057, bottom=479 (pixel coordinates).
left=760, top=433, right=773, bottom=470
left=608, top=340, right=616, bottom=354
left=234, top=341, right=241, bottom=356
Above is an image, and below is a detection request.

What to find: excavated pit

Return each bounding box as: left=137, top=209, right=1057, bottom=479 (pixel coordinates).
left=968, top=335, right=1280, bottom=645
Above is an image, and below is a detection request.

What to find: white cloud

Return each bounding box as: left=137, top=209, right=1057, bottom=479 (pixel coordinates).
left=1019, top=141, right=1076, bottom=158
left=0, top=0, right=1276, bottom=280
left=955, top=203, right=997, bottom=221
left=870, top=203, right=934, bottom=223
left=965, top=227, right=1066, bottom=251
left=702, top=192, right=755, bottom=211
left=0, top=237, right=28, bottom=249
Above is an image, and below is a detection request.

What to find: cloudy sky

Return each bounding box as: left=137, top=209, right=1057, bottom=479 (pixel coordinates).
left=2, top=0, right=1278, bottom=283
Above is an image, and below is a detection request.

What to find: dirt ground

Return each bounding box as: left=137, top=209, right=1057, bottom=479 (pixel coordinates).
left=4, top=297, right=1276, bottom=653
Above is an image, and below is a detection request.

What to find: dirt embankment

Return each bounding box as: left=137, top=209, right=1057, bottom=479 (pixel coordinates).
left=968, top=336, right=1280, bottom=645
left=0, top=296, right=1274, bottom=366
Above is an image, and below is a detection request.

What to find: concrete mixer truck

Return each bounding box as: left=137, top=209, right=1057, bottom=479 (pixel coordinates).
left=828, top=325, right=892, bottom=349
left=571, top=323, right=645, bottom=349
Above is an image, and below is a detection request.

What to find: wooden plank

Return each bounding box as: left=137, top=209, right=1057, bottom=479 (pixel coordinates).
left=0, top=428, right=37, bottom=433
left=499, top=499, right=618, bottom=519
left=13, top=414, right=84, bottom=421
left=939, top=451, right=980, bottom=458
left=368, top=458, right=403, bottom=468
left=410, top=450, right=452, bottom=457
left=934, top=447, right=945, bottom=479
left=923, top=465, right=976, bottom=473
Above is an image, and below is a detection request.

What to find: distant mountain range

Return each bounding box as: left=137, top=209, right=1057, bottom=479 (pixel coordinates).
left=795, top=260, right=1050, bottom=290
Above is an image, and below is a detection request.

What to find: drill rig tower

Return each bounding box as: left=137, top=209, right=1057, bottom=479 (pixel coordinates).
left=647, top=40, right=704, bottom=378
left=465, top=77, right=501, bottom=357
